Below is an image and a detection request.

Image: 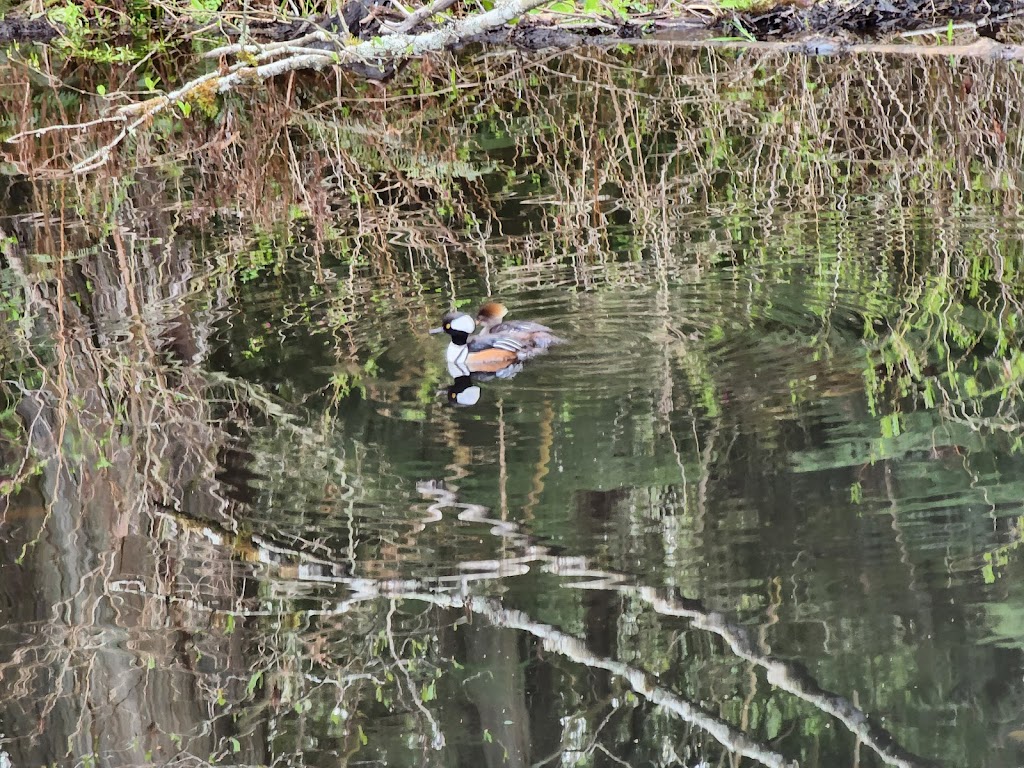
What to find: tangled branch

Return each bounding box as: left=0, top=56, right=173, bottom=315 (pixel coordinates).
left=7, top=0, right=553, bottom=174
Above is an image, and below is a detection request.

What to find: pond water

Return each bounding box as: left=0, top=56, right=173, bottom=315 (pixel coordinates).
left=2, top=44, right=1024, bottom=768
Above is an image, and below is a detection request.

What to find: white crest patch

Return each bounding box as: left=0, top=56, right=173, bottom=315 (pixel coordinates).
left=454, top=386, right=481, bottom=406
left=450, top=314, right=476, bottom=334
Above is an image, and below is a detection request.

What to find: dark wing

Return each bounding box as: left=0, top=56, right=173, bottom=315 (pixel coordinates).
left=467, top=335, right=529, bottom=355
left=486, top=320, right=566, bottom=350
left=489, top=320, right=553, bottom=334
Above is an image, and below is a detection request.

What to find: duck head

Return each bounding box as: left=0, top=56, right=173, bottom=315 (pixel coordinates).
left=429, top=311, right=476, bottom=345
left=476, top=301, right=508, bottom=329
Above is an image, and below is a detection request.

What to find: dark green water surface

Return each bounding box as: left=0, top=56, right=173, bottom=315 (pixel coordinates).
left=2, top=44, right=1024, bottom=768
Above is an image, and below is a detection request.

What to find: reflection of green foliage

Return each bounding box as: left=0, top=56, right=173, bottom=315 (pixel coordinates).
left=6, top=46, right=1024, bottom=768
left=863, top=252, right=1024, bottom=444
left=979, top=514, right=1024, bottom=585
left=982, top=567, right=1024, bottom=649
left=189, top=0, right=221, bottom=21
left=48, top=2, right=87, bottom=35
left=240, top=237, right=281, bottom=282
left=329, top=371, right=367, bottom=402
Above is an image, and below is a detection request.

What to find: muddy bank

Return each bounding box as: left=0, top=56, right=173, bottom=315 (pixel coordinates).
left=2, top=0, right=1023, bottom=49
left=728, top=0, right=1024, bottom=40
left=0, top=17, right=60, bottom=44
left=0, top=12, right=643, bottom=55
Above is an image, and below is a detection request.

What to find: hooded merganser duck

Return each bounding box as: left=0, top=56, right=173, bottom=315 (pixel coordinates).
left=475, top=302, right=565, bottom=348
left=429, top=310, right=553, bottom=377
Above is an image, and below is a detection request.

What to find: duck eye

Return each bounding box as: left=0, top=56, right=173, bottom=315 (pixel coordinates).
left=445, top=323, right=451, bottom=329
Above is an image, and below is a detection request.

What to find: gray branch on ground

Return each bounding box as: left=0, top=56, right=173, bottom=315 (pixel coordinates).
left=24, top=0, right=553, bottom=174
left=240, top=0, right=554, bottom=84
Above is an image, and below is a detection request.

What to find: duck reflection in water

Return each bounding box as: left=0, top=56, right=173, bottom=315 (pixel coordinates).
left=429, top=308, right=565, bottom=406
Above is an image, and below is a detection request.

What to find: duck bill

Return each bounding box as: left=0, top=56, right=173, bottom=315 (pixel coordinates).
left=428, top=326, right=445, bottom=335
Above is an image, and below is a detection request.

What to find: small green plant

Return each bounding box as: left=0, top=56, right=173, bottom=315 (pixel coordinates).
left=534, top=0, right=635, bottom=17
left=47, top=2, right=86, bottom=37
left=716, top=0, right=774, bottom=9
left=46, top=3, right=139, bottom=61
left=730, top=17, right=757, bottom=42
left=189, top=0, right=221, bottom=22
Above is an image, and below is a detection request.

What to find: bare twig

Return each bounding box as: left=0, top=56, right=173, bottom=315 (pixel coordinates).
left=386, top=0, right=459, bottom=34
left=7, top=115, right=127, bottom=144
left=389, top=0, right=414, bottom=18
left=204, top=29, right=338, bottom=58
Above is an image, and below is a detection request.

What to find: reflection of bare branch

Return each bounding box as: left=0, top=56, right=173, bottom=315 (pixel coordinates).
left=384, top=0, right=459, bottom=33
left=429, top=483, right=936, bottom=767
left=128, top=472, right=934, bottom=768
left=384, top=599, right=446, bottom=748
left=402, top=590, right=798, bottom=768
left=635, top=588, right=936, bottom=768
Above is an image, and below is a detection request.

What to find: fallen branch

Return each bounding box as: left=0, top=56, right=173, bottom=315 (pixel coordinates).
left=9, top=114, right=127, bottom=142
left=203, top=29, right=338, bottom=59
left=898, top=7, right=1024, bottom=38
left=16, top=0, right=553, bottom=175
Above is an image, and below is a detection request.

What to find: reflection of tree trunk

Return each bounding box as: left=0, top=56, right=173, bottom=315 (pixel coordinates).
left=463, top=621, right=530, bottom=768
left=583, top=588, right=616, bottom=699
left=0, top=391, right=267, bottom=767
left=0, top=220, right=261, bottom=766
left=576, top=489, right=624, bottom=699
left=525, top=637, right=563, bottom=760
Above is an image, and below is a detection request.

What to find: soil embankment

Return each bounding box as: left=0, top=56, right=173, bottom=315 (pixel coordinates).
left=1, top=0, right=1021, bottom=49
left=730, top=0, right=1023, bottom=40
